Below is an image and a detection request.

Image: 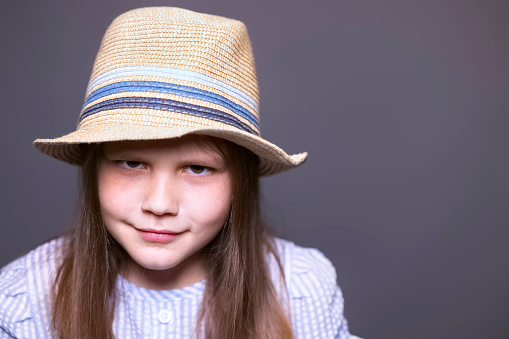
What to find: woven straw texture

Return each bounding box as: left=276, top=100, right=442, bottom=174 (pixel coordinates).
left=33, top=7, right=307, bottom=176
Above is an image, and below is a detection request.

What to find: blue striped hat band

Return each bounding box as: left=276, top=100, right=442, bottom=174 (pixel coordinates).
left=81, top=66, right=260, bottom=136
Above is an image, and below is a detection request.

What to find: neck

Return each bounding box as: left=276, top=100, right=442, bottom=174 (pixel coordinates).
left=123, top=250, right=207, bottom=290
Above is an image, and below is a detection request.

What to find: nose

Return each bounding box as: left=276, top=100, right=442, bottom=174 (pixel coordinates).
left=141, top=172, right=178, bottom=216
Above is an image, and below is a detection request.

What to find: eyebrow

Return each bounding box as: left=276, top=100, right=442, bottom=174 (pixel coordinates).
left=102, top=146, right=226, bottom=166
left=179, top=151, right=225, bottom=167
left=101, top=148, right=135, bottom=159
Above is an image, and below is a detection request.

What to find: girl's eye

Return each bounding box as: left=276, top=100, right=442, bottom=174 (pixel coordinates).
left=185, top=165, right=211, bottom=175
left=119, top=161, right=145, bottom=169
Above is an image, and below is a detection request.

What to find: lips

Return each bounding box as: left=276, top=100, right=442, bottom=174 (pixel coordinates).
left=136, top=228, right=183, bottom=243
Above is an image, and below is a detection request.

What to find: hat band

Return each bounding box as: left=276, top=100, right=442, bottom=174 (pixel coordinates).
left=86, top=66, right=259, bottom=113
left=79, top=96, right=258, bottom=134
left=82, top=81, right=259, bottom=130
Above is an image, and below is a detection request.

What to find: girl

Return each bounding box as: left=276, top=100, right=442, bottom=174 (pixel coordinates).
left=0, top=7, right=358, bottom=339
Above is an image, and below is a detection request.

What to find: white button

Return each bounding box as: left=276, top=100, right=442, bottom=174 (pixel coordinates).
left=158, top=309, right=172, bottom=324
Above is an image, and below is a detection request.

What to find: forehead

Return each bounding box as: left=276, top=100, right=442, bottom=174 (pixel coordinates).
left=101, top=135, right=226, bottom=159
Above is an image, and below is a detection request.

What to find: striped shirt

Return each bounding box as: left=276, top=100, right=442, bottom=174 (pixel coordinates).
left=0, top=237, right=358, bottom=338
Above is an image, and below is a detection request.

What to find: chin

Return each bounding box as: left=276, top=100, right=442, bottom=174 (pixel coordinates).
left=135, top=258, right=178, bottom=271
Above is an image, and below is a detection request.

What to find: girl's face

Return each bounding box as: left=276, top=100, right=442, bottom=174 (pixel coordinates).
left=97, top=136, right=232, bottom=290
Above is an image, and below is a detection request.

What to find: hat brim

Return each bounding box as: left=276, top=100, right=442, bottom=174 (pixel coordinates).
left=33, top=122, right=307, bottom=176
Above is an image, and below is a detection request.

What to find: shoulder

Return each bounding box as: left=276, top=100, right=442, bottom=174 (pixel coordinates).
left=0, top=237, right=67, bottom=338
left=272, top=238, right=356, bottom=338
left=272, top=238, right=339, bottom=298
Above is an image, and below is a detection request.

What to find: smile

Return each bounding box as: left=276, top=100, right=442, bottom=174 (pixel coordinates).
left=136, top=228, right=182, bottom=243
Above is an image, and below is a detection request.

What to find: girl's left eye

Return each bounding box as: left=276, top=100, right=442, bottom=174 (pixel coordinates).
left=184, top=165, right=211, bottom=175
left=119, top=161, right=145, bottom=169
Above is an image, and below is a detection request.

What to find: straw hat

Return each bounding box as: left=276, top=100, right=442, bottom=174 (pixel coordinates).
left=34, top=7, right=307, bottom=175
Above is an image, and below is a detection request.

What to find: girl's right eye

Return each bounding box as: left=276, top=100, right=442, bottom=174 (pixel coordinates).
left=119, top=161, right=145, bottom=169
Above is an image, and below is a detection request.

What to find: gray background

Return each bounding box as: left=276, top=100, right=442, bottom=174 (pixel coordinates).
left=1, top=1, right=508, bottom=338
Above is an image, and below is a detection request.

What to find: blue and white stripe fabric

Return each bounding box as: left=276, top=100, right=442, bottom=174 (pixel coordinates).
left=80, top=66, right=261, bottom=136
left=0, top=238, right=359, bottom=339
left=85, top=66, right=259, bottom=115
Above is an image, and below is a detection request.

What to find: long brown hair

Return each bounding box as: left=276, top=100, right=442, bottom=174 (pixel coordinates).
left=51, top=137, right=294, bottom=338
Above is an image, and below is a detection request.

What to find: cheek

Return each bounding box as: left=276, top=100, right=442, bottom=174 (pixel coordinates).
left=185, top=180, right=232, bottom=227
left=97, top=166, right=136, bottom=220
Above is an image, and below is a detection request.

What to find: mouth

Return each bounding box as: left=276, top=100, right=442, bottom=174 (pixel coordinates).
left=136, top=228, right=183, bottom=243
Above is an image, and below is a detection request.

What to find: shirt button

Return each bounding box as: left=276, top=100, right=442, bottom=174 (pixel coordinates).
left=158, top=309, right=172, bottom=324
